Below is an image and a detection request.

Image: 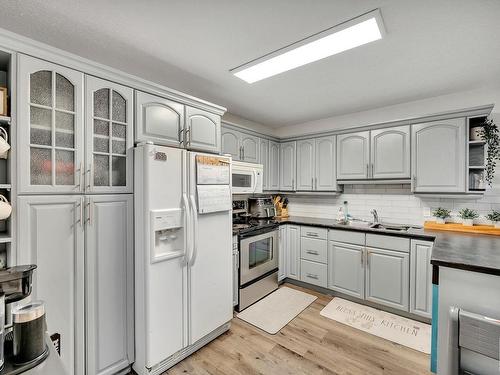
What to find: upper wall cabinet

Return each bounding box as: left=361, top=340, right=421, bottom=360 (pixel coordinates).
left=185, top=106, right=221, bottom=153
left=221, top=125, right=260, bottom=163
left=259, top=138, right=269, bottom=190
left=337, top=131, right=370, bottom=180
left=370, top=126, right=410, bottom=179
left=18, top=55, right=85, bottom=194
left=337, top=126, right=410, bottom=181
left=412, top=118, right=466, bottom=193
left=86, top=76, right=134, bottom=193
left=296, top=136, right=336, bottom=191
left=135, top=91, right=184, bottom=148
left=268, top=141, right=280, bottom=190
left=280, top=141, right=296, bottom=191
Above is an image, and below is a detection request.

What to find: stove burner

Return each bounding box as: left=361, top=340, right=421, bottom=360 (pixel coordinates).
left=233, top=223, right=251, bottom=230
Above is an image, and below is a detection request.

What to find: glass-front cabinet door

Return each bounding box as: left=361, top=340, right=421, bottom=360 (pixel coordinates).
left=18, top=55, right=84, bottom=194
left=85, top=76, right=133, bottom=193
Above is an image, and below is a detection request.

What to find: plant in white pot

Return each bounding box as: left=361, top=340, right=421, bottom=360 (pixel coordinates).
left=486, top=210, right=500, bottom=228
left=432, top=207, right=451, bottom=224
left=458, top=208, right=479, bottom=226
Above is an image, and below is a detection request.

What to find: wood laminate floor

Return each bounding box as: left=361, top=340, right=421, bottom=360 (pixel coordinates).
left=165, top=284, right=432, bottom=375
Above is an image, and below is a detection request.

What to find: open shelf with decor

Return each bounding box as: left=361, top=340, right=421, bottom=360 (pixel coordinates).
left=467, top=115, right=488, bottom=192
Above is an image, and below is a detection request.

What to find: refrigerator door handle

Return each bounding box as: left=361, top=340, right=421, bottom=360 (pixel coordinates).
left=189, top=194, right=199, bottom=266
left=182, top=193, right=191, bottom=261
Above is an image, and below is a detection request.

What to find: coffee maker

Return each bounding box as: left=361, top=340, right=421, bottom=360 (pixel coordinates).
left=0, top=265, right=47, bottom=374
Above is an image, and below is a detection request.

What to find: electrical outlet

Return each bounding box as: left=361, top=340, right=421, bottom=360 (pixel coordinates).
left=423, top=207, right=431, bottom=217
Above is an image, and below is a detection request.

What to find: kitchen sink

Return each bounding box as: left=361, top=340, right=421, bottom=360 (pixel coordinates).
left=369, top=223, right=411, bottom=232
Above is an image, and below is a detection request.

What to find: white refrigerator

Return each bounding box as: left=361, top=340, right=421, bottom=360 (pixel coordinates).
left=133, top=144, right=233, bottom=375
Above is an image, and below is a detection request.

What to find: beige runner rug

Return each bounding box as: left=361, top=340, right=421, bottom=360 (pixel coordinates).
left=320, top=297, right=431, bottom=353
left=237, top=287, right=317, bottom=334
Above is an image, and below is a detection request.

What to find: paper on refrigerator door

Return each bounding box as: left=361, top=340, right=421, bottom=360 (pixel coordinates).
left=196, top=185, right=231, bottom=214
left=196, top=155, right=230, bottom=185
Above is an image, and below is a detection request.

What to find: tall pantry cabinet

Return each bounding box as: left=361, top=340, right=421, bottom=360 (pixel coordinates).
left=17, top=55, right=134, bottom=375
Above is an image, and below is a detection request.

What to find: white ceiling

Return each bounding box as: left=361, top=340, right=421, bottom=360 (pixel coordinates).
left=1, top=0, right=499, bottom=127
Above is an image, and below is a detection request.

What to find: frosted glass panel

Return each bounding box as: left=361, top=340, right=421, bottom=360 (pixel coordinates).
left=94, top=137, right=109, bottom=153
left=112, top=91, right=126, bottom=122
left=55, top=74, right=74, bottom=111
left=112, top=140, right=126, bottom=155
left=94, top=88, right=110, bottom=119
left=30, top=128, right=51, bottom=146
left=30, top=71, right=52, bottom=106
left=30, top=147, right=52, bottom=185
left=112, top=156, right=126, bottom=186
left=55, top=150, right=75, bottom=185
left=94, top=155, right=109, bottom=186
left=94, top=119, right=109, bottom=136
left=55, top=111, right=74, bottom=131
left=30, top=106, right=52, bottom=127
left=112, top=123, right=126, bottom=139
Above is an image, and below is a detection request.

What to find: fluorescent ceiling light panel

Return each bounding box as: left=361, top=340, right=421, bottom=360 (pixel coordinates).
left=232, top=9, right=385, bottom=83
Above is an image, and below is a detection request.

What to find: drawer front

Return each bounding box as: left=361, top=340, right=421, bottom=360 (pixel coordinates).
left=300, top=260, right=327, bottom=288
left=301, top=226, right=328, bottom=240
left=366, top=234, right=409, bottom=253
left=300, top=237, right=327, bottom=264
left=328, top=229, right=365, bottom=246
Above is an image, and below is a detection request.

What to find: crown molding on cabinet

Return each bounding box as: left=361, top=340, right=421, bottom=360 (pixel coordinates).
left=221, top=121, right=280, bottom=141
left=0, top=27, right=226, bottom=116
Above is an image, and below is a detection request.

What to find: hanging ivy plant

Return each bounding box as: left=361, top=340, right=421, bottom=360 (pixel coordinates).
left=478, top=118, right=500, bottom=186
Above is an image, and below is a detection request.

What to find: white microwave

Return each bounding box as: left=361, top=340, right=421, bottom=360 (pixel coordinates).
left=231, top=161, right=263, bottom=194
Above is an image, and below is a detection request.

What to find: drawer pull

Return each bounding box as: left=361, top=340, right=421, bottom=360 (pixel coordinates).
left=306, top=273, right=319, bottom=280
left=306, top=232, right=319, bottom=237
left=306, top=250, right=319, bottom=255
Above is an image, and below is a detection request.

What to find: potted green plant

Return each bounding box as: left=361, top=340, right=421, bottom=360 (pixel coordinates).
left=432, top=207, right=451, bottom=224
left=486, top=210, right=500, bottom=228
left=458, top=208, right=479, bottom=226
left=478, top=119, right=500, bottom=186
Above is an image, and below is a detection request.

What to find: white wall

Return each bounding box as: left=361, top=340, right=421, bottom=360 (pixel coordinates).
left=276, top=86, right=500, bottom=138
left=222, top=112, right=277, bottom=137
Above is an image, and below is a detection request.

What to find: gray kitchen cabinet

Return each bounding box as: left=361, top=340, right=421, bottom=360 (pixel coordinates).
left=296, top=139, right=315, bottom=191
left=240, top=133, right=260, bottom=163
left=365, top=247, right=409, bottom=311
left=280, top=141, right=296, bottom=191
left=185, top=106, right=221, bottom=154
left=18, top=54, right=85, bottom=194
left=85, top=76, right=134, bottom=194
left=412, top=118, right=466, bottom=192
left=337, top=131, right=370, bottom=180
left=315, top=136, right=336, bottom=191
left=269, top=141, right=280, bottom=190
left=18, top=195, right=85, bottom=375
left=328, top=241, right=365, bottom=299
left=286, top=225, right=300, bottom=280
left=135, top=90, right=184, bottom=148
left=259, top=138, right=269, bottom=190
left=278, top=225, right=286, bottom=281
left=86, top=195, right=134, bottom=375
left=410, top=240, right=433, bottom=318
left=221, top=128, right=241, bottom=160
left=370, top=125, right=410, bottom=179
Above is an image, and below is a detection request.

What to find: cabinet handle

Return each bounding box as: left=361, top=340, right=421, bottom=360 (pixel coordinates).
left=367, top=249, right=371, bottom=268
left=86, top=199, right=92, bottom=226
left=311, top=177, right=314, bottom=189
left=241, top=146, right=245, bottom=160
left=306, top=273, right=319, bottom=280
left=366, top=164, right=369, bottom=178
left=86, top=163, right=92, bottom=190
left=371, top=163, right=374, bottom=178
left=315, top=177, right=318, bottom=190
left=292, top=178, right=294, bottom=190
left=306, top=232, right=318, bottom=237
left=413, top=175, right=417, bottom=188
left=75, top=198, right=83, bottom=227
left=306, top=250, right=319, bottom=255
left=185, top=127, right=191, bottom=146
left=361, top=250, right=364, bottom=265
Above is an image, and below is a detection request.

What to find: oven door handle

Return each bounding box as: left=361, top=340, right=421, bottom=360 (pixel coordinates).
left=188, top=194, right=199, bottom=266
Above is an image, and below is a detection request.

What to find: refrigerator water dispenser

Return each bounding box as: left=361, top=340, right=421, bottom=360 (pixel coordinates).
left=150, top=209, right=184, bottom=263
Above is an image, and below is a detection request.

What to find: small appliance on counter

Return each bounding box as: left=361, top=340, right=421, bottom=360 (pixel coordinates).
left=248, top=197, right=276, bottom=218
left=0, top=265, right=50, bottom=375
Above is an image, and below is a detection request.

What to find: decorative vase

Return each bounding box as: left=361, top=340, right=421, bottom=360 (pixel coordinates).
left=435, top=218, right=445, bottom=224
left=495, top=222, right=500, bottom=229
left=462, top=219, right=474, bottom=226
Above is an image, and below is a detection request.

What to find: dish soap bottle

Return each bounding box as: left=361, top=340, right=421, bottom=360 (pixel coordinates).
left=343, top=201, right=349, bottom=223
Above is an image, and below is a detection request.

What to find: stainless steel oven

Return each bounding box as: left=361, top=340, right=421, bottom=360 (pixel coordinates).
left=237, top=226, right=279, bottom=311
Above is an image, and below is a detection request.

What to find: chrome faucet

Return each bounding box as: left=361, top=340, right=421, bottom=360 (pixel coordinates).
left=371, top=209, right=379, bottom=224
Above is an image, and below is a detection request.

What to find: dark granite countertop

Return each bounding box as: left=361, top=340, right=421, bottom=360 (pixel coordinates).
left=274, top=216, right=500, bottom=276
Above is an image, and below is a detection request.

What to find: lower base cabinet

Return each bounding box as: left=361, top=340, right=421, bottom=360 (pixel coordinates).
left=278, top=226, right=286, bottom=281
left=410, top=240, right=433, bottom=318
left=18, top=194, right=134, bottom=375
left=328, top=241, right=365, bottom=299
left=365, top=247, right=409, bottom=311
